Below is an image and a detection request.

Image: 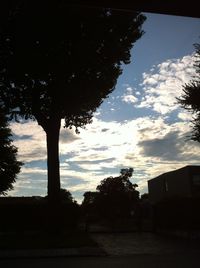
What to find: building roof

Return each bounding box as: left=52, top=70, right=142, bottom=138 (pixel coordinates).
left=148, top=165, right=200, bottom=183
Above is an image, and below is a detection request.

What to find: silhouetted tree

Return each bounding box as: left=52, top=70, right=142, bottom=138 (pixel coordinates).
left=82, top=191, right=100, bottom=217
left=82, top=191, right=100, bottom=207
left=96, top=168, right=139, bottom=220
left=81, top=191, right=100, bottom=230
left=0, top=1, right=146, bottom=202
left=140, top=193, right=149, bottom=200
left=178, top=43, right=200, bottom=141
left=59, top=188, right=77, bottom=204
left=0, top=105, right=22, bottom=195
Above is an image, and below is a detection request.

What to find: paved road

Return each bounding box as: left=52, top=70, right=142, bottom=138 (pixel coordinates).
left=0, top=232, right=200, bottom=267
left=0, top=254, right=200, bottom=268
left=91, top=232, right=199, bottom=255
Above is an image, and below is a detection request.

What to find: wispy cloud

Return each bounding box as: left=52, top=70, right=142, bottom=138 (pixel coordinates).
left=137, top=54, right=195, bottom=114
left=11, top=121, right=46, bottom=162
left=60, top=128, right=80, bottom=144
left=121, top=86, right=138, bottom=104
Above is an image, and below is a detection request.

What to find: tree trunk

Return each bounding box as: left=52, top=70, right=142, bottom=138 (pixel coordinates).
left=45, top=118, right=61, bottom=204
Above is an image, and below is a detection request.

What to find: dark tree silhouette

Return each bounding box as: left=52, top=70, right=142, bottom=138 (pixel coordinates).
left=97, top=168, right=138, bottom=194
left=81, top=191, right=100, bottom=228
left=96, top=168, right=139, bottom=219
left=0, top=2, right=146, bottom=202
left=178, top=43, right=200, bottom=141
left=82, top=191, right=100, bottom=217
left=59, top=188, right=77, bottom=204
left=0, top=105, right=22, bottom=195
left=82, top=169, right=139, bottom=228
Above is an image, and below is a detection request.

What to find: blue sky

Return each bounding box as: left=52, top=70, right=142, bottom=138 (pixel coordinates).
left=9, top=12, right=200, bottom=203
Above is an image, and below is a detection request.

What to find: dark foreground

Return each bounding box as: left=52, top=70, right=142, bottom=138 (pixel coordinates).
left=0, top=232, right=200, bottom=267
left=0, top=254, right=200, bottom=268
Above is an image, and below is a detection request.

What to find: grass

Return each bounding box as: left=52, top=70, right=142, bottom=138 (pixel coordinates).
left=0, top=231, right=98, bottom=250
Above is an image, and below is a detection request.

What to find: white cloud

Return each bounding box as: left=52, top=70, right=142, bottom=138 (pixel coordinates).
left=11, top=121, right=46, bottom=162
left=137, top=54, right=196, bottom=114
left=177, top=111, right=193, bottom=121
left=122, top=94, right=138, bottom=104
left=60, top=128, right=80, bottom=143
left=126, top=87, right=133, bottom=93
left=121, top=86, right=138, bottom=104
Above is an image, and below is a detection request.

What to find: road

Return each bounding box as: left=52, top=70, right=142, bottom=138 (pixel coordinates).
left=0, top=253, right=200, bottom=268
left=0, top=232, right=200, bottom=267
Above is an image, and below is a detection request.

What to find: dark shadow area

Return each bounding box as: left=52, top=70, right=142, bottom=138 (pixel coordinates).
left=148, top=166, right=200, bottom=241
left=0, top=196, right=80, bottom=234
left=0, top=2, right=200, bottom=262
left=81, top=168, right=150, bottom=233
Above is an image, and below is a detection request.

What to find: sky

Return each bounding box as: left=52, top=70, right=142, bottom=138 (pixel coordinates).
left=8, top=12, right=200, bottom=203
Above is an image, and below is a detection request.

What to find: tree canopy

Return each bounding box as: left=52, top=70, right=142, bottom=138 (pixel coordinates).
left=82, top=168, right=139, bottom=220
left=97, top=167, right=138, bottom=196
left=0, top=1, right=146, bottom=201
left=178, top=43, right=200, bottom=141
left=0, top=105, right=22, bottom=195
left=0, top=2, right=146, bottom=130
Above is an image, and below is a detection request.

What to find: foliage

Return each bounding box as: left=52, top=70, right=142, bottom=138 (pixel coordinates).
left=82, top=168, right=139, bottom=221
left=81, top=191, right=100, bottom=222
left=154, top=197, right=200, bottom=230
left=0, top=1, right=146, bottom=200
left=178, top=43, right=200, bottom=141
left=140, top=193, right=149, bottom=200
left=82, top=191, right=100, bottom=207
left=0, top=2, right=146, bottom=130
left=0, top=106, right=22, bottom=195
left=45, top=188, right=76, bottom=203
left=59, top=188, right=77, bottom=204
left=0, top=196, right=80, bottom=232
left=97, top=167, right=138, bottom=194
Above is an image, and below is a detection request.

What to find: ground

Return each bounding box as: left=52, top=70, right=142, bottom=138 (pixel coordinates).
left=91, top=232, right=199, bottom=255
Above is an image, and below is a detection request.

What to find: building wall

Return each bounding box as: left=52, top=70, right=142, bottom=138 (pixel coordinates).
left=148, top=166, right=200, bottom=204
left=148, top=174, right=167, bottom=204
left=189, top=166, right=200, bottom=196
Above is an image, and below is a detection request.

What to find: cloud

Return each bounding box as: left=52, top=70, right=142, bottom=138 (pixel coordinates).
left=101, top=128, right=109, bottom=132
left=8, top=169, right=47, bottom=197
left=11, top=121, right=46, bottom=162
left=59, top=128, right=80, bottom=143
left=137, top=54, right=195, bottom=114
left=121, top=86, right=138, bottom=104
left=13, top=134, right=33, bottom=140
left=70, top=157, right=117, bottom=171
left=123, top=116, right=200, bottom=194
left=139, top=120, right=200, bottom=162
left=60, top=176, right=89, bottom=187
left=138, top=131, right=184, bottom=161
left=177, top=111, right=193, bottom=121
left=122, top=94, right=138, bottom=104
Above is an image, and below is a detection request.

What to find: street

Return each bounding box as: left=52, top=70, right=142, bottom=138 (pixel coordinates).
left=0, top=253, right=200, bottom=268
left=1, top=232, right=200, bottom=267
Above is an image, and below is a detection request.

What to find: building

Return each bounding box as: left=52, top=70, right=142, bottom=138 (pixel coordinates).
left=148, top=165, right=200, bottom=204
